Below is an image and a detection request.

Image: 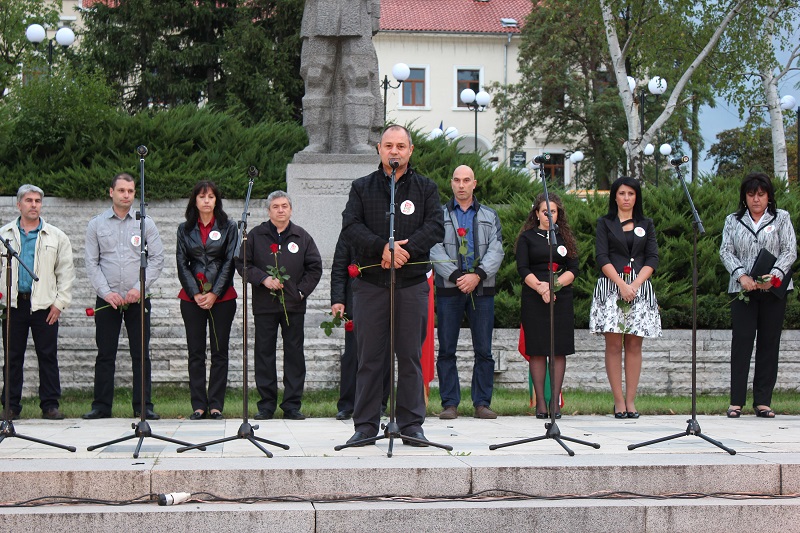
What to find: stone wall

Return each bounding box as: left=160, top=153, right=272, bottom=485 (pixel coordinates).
left=4, top=198, right=798, bottom=398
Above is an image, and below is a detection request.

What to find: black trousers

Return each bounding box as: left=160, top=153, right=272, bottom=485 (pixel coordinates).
left=253, top=311, right=305, bottom=414
left=730, top=291, right=788, bottom=408
left=352, top=279, right=428, bottom=436
left=337, top=329, right=391, bottom=414
left=1, top=298, right=61, bottom=415
left=181, top=298, right=236, bottom=412
left=91, top=296, right=152, bottom=413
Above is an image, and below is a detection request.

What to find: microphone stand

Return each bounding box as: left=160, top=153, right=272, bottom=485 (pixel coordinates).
left=88, top=146, right=204, bottom=458
left=490, top=159, right=599, bottom=456
left=0, top=239, right=74, bottom=452
left=178, top=166, right=289, bottom=457
left=629, top=163, right=735, bottom=454
left=335, top=160, right=452, bottom=457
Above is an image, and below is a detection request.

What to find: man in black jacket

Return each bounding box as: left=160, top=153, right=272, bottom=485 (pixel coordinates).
left=341, top=125, right=444, bottom=446
left=236, top=191, right=322, bottom=420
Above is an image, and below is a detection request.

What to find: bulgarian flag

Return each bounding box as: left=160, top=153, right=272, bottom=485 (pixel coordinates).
left=421, top=270, right=436, bottom=403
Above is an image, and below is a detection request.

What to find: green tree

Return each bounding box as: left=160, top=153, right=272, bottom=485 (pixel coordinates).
left=0, top=0, right=62, bottom=98
left=78, top=0, right=304, bottom=120
left=490, top=0, right=626, bottom=190
left=708, top=119, right=798, bottom=179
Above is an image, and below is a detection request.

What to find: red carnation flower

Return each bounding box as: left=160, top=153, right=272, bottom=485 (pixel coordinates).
left=623, top=265, right=633, bottom=275
left=457, top=227, right=467, bottom=237
left=770, top=276, right=782, bottom=288
left=196, top=272, right=208, bottom=283
left=347, top=264, right=360, bottom=278
left=85, top=308, right=95, bottom=317
left=0, top=292, right=3, bottom=299
left=550, top=263, right=559, bottom=272
left=344, top=321, right=354, bottom=332
left=270, top=243, right=279, bottom=254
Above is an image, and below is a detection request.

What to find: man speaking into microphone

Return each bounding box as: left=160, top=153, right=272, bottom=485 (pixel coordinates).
left=340, top=125, right=444, bottom=446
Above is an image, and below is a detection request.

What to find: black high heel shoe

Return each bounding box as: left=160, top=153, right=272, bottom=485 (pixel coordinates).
left=613, top=405, right=627, bottom=419
left=536, top=412, right=549, bottom=419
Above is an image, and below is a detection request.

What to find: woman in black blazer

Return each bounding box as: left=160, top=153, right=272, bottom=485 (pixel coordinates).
left=589, top=177, right=661, bottom=419
left=177, top=181, right=239, bottom=420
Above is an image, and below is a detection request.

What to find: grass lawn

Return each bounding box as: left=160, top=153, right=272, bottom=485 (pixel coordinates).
left=15, top=385, right=800, bottom=419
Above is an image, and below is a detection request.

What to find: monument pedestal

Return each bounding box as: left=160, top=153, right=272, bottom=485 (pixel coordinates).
left=286, top=152, right=379, bottom=265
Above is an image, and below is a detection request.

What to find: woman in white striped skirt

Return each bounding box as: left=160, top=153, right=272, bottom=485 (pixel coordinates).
left=589, top=177, right=662, bottom=419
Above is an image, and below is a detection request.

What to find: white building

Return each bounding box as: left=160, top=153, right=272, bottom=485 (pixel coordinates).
left=375, top=0, right=579, bottom=187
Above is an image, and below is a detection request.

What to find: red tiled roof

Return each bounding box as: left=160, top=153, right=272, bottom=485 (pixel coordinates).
left=380, top=0, right=531, bottom=34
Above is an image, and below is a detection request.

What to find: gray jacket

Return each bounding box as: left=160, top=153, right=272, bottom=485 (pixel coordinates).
left=719, top=208, right=796, bottom=293
left=430, top=198, right=504, bottom=296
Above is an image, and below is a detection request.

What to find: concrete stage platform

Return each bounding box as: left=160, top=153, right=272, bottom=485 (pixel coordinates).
left=1, top=414, right=799, bottom=532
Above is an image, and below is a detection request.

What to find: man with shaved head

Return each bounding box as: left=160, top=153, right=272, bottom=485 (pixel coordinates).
left=430, top=165, right=504, bottom=420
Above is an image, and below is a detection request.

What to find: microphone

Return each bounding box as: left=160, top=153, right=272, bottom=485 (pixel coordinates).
left=670, top=155, right=689, bottom=166
left=389, top=159, right=399, bottom=169
left=136, top=145, right=148, bottom=157
left=532, top=153, right=551, bottom=164
left=157, top=492, right=191, bottom=506
left=248, top=166, right=259, bottom=178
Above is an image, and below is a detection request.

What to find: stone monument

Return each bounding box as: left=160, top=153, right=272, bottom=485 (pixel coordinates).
left=287, top=0, right=384, bottom=263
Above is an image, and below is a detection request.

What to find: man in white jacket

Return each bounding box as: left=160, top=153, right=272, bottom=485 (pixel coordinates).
left=0, top=184, right=74, bottom=420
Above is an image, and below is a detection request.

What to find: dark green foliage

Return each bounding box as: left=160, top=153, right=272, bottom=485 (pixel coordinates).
left=0, top=105, right=307, bottom=199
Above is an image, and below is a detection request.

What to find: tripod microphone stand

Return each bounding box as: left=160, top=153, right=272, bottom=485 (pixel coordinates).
left=0, top=239, right=75, bottom=452
left=490, top=156, right=600, bottom=456
left=335, top=159, right=452, bottom=457
left=178, top=166, right=289, bottom=457
left=88, top=145, right=205, bottom=458
left=628, top=159, right=735, bottom=455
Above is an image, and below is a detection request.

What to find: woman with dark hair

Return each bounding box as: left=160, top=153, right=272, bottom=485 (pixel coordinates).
left=719, top=172, right=796, bottom=419
left=589, top=176, right=661, bottom=419
left=177, top=180, right=239, bottom=420
left=515, top=193, right=579, bottom=418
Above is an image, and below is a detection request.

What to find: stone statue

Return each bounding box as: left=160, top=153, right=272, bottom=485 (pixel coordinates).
left=300, top=0, right=384, bottom=154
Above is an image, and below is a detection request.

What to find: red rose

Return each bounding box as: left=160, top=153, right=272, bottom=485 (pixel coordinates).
left=457, top=227, right=467, bottom=238
left=344, top=320, right=354, bottom=332
left=196, top=272, right=208, bottom=283
left=770, top=276, right=782, bottom=288
left=0, top=292, right=3, bottom=299
left=85, top=308, right=95, bottom=317
left=550, top=263, right=559, bottom=272
left=347, top=264, right=360, bottom=278
left=270, top=243, right=279, bottom=254
left=623, top=266, right=632, bottom=275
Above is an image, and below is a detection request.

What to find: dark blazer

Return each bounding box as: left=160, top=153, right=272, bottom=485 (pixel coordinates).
left=236, top=220, right=322, bottom=315
left=176, top=219, right=239, bottom=299
left=595, top=216, right=659, bottom=276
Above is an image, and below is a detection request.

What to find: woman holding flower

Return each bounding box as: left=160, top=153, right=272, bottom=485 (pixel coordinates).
left=515, top=193, right=578, bottom=418
left=177, top=180, right=239, bottom=420
left=589, top=177, right=661, bottom=419
left=719, top=173, right=796, bottom=419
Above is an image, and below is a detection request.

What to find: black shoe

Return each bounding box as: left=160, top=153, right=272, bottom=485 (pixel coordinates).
left=336, top=410, right=353, bottom=421
left=626, top=411, right=640, bottom=419
left=283, top=409, right=306, bottom=420
left=189, top=410, right=207, bottom=420
left=209, top=411, right=223, bottom=420
left=345, top=431, right=375, bottom=447
left=254, top=410, right=273, bottom=420
left=82, top=409, right=111, bottom=420
left=134, top=409, right=161, bottom=420
left=42, top=408, right=65, bottom=420
left=2, top=409, right=20, bottom=421
left=401, top=431, right=430, bottom=447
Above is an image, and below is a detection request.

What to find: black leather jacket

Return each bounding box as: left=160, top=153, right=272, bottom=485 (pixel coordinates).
left=176, top=219, right=239, bottom=299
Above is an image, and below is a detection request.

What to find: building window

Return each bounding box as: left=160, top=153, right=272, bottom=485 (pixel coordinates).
left=457, top=69, right=480, bottom=107
left=542, top=154, right=566, bottom=187
left=402, top=68, right=426, bottom=107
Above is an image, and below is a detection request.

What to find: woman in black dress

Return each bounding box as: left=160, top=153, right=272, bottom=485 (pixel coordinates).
left=515, top=193, right=579, bottom=418
left=177, top=180, right=239, bottom=420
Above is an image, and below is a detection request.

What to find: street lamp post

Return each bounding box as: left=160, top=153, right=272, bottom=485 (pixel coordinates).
left=460, top=88, right=491, bottom=152
left=26, top=24, right=75, bottom=73
left=564, top=150, right=585, bottom=189
left=380, top=63, right=410, bottom=124
left=780, top=95, right=798, bottom=182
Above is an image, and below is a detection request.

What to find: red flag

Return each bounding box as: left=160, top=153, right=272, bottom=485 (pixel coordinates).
left=421, top=272, right=435, bottom=402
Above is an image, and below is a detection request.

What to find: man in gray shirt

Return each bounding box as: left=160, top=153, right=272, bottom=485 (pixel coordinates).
left=82, top=173, right=164, bottom=420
